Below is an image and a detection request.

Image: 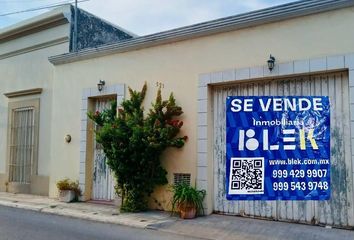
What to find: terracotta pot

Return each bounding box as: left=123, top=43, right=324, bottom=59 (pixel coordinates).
left=179, top=205, right=197, bottom=219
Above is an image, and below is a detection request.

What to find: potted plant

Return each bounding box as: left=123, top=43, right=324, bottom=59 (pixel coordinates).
left=171, top=183, right=206, bottom=219
left=56, top=178, right=81, bottom=203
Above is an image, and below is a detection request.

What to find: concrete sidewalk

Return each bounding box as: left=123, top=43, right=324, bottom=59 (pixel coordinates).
left=0, top=192, right=173, bottom=229
left=0, top=192, right=353, bottom=240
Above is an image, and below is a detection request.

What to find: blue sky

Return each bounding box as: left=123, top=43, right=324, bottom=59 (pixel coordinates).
left=0, top=0, right=294, bottom=35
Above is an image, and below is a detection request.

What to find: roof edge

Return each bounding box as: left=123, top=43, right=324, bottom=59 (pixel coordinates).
left=49, top=0, right=354, bottom=65
left=0, top=5, right=71, bottom=43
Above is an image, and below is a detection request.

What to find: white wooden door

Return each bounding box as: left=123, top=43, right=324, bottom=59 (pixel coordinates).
left=92, top=98, right=115, bottom=201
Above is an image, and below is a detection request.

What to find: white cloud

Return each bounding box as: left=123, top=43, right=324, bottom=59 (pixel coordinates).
left=237, top=0, right=272, bottom=9
left=0, top=0, right=294, bottom=34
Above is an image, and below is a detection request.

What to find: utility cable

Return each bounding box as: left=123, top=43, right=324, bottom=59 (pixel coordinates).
left=0, top=0, right=89, bottom=17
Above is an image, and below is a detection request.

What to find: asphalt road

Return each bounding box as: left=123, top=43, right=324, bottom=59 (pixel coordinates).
left=0, top=206, right=202, bottom=240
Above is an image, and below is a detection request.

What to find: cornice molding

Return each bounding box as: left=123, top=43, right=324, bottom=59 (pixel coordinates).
left=4, top=88, right=43, bottom=98
left=0, top=13, right=69, bottom=43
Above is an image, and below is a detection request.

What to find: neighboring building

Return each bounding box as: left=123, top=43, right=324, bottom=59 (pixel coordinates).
left=2, top=0, right=354, bottom=228
left=0, top=5, right=134, bottom=196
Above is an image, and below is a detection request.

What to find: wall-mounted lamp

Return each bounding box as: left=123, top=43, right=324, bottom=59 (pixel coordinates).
left=65, top=134, right=72, bottom=143
left=267, top=55, right=276, bottom=71
left=97, top=80, right=105, bottom=92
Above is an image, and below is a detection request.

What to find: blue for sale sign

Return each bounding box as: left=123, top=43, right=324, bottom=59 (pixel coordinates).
left=226, top=96, right=330, bottom=200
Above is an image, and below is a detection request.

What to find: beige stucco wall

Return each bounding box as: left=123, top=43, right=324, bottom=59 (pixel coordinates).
left=50, top=7, right=354, bottom=209
left=0, top=23, right=70, bottom=194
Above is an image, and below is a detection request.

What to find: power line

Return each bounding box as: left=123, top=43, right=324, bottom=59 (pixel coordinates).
left=0, top=0, right=72, bottom=16
left=0, top=0, right=52, bottom=3
left=0, top=0, right=89, bottom=17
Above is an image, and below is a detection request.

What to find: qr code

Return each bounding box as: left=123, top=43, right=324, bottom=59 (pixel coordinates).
left=229, top=157, right=264, bottom=195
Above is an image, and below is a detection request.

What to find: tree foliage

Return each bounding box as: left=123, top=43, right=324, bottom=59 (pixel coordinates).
left=88, top=83, right=187, bottom=211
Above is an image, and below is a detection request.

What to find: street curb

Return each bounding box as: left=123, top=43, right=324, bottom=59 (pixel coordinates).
left=0, top=200, right=213, bottom=240
left=0, top=200, right=156, bottom=229
left=0, top=200, right=45, bottom=212
left=0, top=199, right=211, bottom=240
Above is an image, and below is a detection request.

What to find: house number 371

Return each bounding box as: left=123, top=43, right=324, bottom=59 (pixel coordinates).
left=156, top=82, right=164, bottom=88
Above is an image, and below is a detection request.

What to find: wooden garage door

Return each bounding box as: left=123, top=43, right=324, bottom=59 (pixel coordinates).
left=213, top=71, right=354, bottom=227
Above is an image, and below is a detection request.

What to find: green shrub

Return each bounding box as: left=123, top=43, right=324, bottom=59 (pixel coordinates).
left=88, top=83, right=187, bottom=212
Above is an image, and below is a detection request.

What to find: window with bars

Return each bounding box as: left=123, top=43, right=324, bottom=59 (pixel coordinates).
left=9, top=107, right=35, bottom=184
